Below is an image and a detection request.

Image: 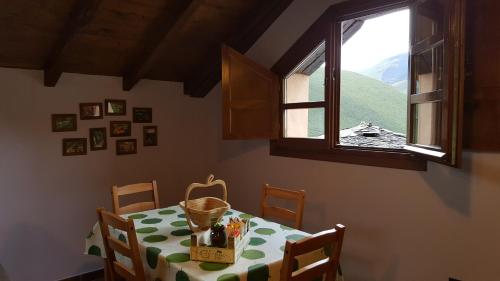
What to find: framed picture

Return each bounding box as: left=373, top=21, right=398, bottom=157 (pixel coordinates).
left=89, top=128, right=107, bottom=151
left=62, top=138, right=87, bottom=156
left=80, top=103, right=103, bottom=120
left=116, top=139, right=137, bottom=155
left=105, top=99, right=126, bottom=116
left=143, top=126, right=158, bottom=146
left=133, top=107, right=153, bottom=123
left=52, top=114, right=77, bottom=132
left=110, top=121, right=131, bottom=137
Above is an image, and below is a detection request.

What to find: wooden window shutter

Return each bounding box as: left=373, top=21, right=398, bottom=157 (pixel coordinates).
left=222, top=45, right=280, bottom=140
left=405, top=0, right=466, bottom=167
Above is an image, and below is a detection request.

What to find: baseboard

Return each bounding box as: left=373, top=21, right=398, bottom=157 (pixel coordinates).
left=58, top=268, right=104, bottom=281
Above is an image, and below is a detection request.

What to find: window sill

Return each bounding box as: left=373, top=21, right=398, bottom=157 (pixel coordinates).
left=270, top=141, right=427, bottom=171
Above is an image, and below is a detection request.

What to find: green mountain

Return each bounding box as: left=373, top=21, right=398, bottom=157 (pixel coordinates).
left=360, top=53, right=409, bottom=93
left=339, top=70, right=407, bottom=133
left=307, top=67, right=407, bottom=136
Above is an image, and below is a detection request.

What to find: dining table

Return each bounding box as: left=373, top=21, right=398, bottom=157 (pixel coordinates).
left=84, top=205, right=330, bottom=281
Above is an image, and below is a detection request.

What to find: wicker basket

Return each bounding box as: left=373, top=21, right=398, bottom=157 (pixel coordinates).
left=179, top=174, right=230, bottom=232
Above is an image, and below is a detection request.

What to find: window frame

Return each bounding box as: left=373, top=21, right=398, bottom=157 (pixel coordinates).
left=281, top=40, right=328, bottom=141
left=404, top=0, right=465, bottom=166
left=270, top=0, right=443, bottom=171
left=273, top=13, right=332, bottom=150
left=331, top=0, right=414, bottom=153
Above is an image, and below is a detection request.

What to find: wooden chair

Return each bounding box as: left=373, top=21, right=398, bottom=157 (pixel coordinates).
left=112, top=181, right=159, bottom=214
left=261, top=184, right=306, bottom=229
left=97, top=208, right=146, bottom=281
left=280, top=225, right=346, bottom=281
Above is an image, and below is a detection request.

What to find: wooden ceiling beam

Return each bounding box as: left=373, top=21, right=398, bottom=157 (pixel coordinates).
left=184, top=0, right=295, bottom=97
left=44, top=0, right=102, bottom=87
left=122, top=0, right=201, bottom=91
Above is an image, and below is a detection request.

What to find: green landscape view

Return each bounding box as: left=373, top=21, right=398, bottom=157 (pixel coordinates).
left=307, top=54, right=408, bottom=137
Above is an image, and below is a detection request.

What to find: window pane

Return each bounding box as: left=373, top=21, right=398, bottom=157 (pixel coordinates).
left=339, top=9, right=409, bottom=149
left=412, top=102, right=442, bottom=147
left=284, top=108, right=325, bottom=139
left=414, top=46, right=443, bottom=94
left=414, top=0, right=444, bottom=43
left=284, top=42, right=325, bottom=103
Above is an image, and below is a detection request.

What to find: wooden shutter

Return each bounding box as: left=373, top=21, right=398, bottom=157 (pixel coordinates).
left=405, top=0, right=465, bottom=167
left=222, top=45, right=280, bottom=140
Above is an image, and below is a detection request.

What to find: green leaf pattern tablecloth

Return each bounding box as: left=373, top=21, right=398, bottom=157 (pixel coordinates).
left=85, top=205, right=327, bottom=281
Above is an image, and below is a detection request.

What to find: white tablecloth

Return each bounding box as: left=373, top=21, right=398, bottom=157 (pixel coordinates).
left=85, top=205, right=330, bottom=281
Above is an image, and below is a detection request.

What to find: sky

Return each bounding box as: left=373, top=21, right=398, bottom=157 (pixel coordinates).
left=341, top=9, right=410, bottom=71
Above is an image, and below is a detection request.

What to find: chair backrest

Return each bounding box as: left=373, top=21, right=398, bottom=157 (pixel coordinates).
left=280, top=225, right=346, bottom=281
left=261, top=184, right=306, bottom=229
left=97, top=208, right=146, bottom=281
left=112, top=181, right=159, bottom=214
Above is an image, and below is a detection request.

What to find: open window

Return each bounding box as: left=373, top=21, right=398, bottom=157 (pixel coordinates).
left=221, top=0, right=465, bottom=170
left=336, top=8, right=410, bottom=150
left=403, top=0, right=465, bottom=166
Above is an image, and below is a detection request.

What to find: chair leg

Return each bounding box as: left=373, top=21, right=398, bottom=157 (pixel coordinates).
left=104, top=259, right=112, bottom=281
left=337, top=264, right=344, bottom=281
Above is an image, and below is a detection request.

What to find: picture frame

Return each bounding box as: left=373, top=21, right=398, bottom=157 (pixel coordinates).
left=62, top=138, right=87, bottom=156
left=143, top=126, right=158, bottom=146
left=110, top=121, right=131, bottom=137
left=80, top=103, right=103, bottom=120
left=52, top=114, right=77, bottom=132
left=133, top=107, right=153, bottom=123
left=89, top=128, right=107, bottom=151
left=104, top=99, right=126, bottom=116
left=116, top=139, right=137, bottom=155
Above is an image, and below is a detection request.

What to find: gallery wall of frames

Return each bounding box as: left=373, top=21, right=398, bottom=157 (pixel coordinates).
left=51, top=99, right=158, bottom=156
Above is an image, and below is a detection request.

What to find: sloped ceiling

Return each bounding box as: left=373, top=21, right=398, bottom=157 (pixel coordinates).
left=0, top=0, right=294, bottom=96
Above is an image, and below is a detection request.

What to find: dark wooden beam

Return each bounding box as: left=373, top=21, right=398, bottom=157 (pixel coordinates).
left=44, top=0, right=102, bottom=87
left=122, top=0, right=200, bottom=91
left=184, top=0, right=295, bottom=97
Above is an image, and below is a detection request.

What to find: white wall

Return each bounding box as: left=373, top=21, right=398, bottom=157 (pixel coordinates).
left=205, top=119, right=500, bottom=281
left=203, top=0, right=500, bottom=280
left=0, top=68, right=212, bottom=280
left=4, top=68, right=499, bottom=281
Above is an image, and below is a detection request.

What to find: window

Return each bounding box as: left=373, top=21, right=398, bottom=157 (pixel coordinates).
left=283, top=41, right=326, bottom=139
left=339, top=9, right=409, bottom=149
left=222, top=0, right=465, bottom=170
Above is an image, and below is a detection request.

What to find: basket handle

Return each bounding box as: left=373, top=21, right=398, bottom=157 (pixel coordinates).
left=185, top=174, right=228, bottom=205
left=184, top=174, right=227, bottom=232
